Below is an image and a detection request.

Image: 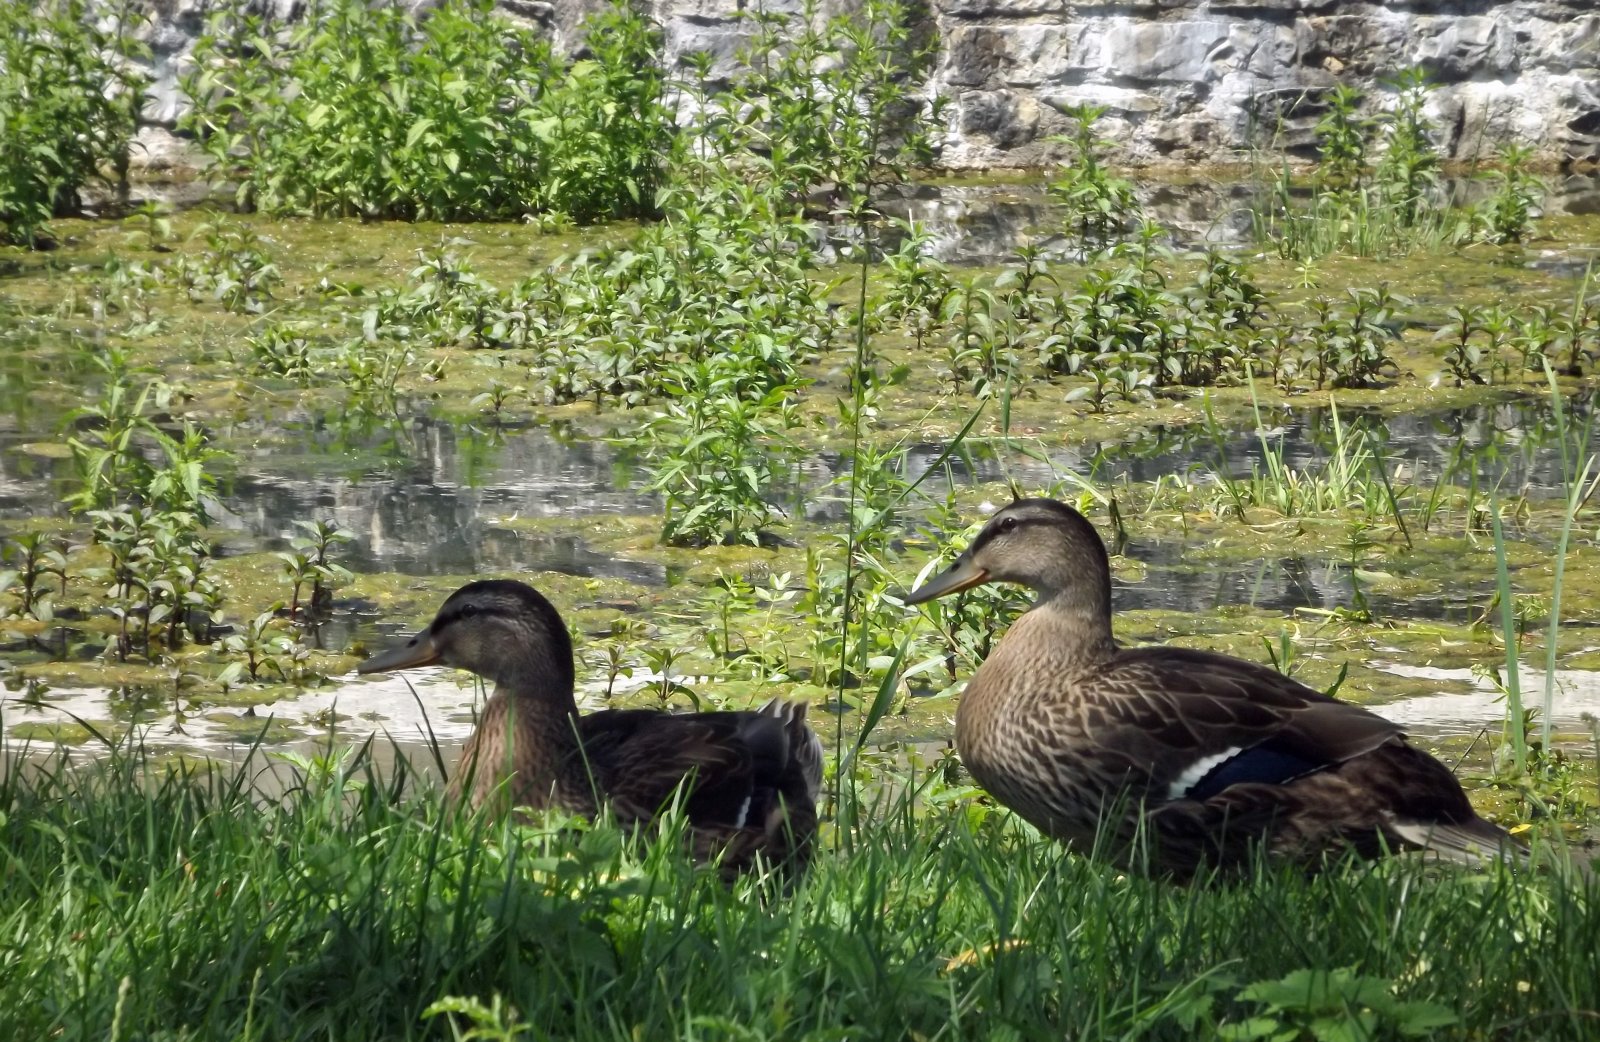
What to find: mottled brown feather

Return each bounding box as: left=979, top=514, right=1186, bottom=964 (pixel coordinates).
left=913, top=498, right=1520, bottom=879
left=365, top=580, right=821, bottom=878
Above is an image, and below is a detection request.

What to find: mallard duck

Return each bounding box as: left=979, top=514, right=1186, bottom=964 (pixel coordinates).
left=907, top=498, right=1518, bottom=878
left=358, top=579, right=822, bottom=876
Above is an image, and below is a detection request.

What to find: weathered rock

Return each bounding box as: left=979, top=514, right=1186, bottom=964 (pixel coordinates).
left=76, top=0, right=1600, bottom=170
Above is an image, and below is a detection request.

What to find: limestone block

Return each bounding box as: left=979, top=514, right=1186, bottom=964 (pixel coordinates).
left=944, top=24, right=1087, bottom=89
left=1411, top=15, right=1517, bottom=80
left=1096, top=19, right=1231, bottom=84
left=1236, top=23, right=1300, bottom=78
left=1295, top=14, right=1390, bottom=76
left=1552, top=14, right=1600, bottom=71
left=940, top=0, right=1069, bottom=17
left=1040, top=84, right=1162, bottom=117
left=956, top=90, right=1042, bottom=149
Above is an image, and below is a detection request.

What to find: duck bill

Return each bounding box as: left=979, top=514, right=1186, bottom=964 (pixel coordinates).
left=905, top=557, right=990, bottom=605
left=357, top=631, right=442, bottom=674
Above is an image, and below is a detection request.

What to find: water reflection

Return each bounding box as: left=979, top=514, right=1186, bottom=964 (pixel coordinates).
left=850, top=172, right=1600, bottom=267
left=0, top=388, right=1591, bottom=593
left=4, top=389, right=1596, bottom=757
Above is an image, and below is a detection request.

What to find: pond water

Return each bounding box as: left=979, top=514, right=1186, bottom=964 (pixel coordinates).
left=5, top=389, right=1599, bottom=759
left=84, top=168, right=1600, bottom=269
left=854, top=171, right=1600, bottom=266
left=5, top=171, right=1600, bottom=764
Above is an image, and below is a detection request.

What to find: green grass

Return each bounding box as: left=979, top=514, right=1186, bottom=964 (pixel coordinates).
left=2, top=738, right=1597, bottom=1041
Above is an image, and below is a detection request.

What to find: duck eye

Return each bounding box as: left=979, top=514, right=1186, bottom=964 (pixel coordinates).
left=997, top=517, right=1019, bottom=535
left=459, top=604, right=479, bottom=619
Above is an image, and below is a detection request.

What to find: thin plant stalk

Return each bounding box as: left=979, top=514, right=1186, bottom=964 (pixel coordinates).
left=1538, top=361, right=1600, bottom=757
left=1490, top=498, right=1525, bottom=775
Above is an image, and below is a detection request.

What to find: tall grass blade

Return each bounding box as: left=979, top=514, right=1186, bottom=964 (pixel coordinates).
left=1490, top=498, right=1526, bottom=775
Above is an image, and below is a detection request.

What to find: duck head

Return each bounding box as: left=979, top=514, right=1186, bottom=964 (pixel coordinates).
left=906, top=498, right=1112, bottom=614
left=358, top=579, right=575, bottom=693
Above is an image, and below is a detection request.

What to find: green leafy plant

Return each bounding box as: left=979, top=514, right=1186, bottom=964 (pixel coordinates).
left=1220, top=968, right=1457, bottom=1042
left=1437, top=305, right=1487, bottom=386
left=643, top=364, right=801, bottom=547
left=276, top=520, right=355, bottom=621
left=0, top=0, right=147, bottom=246
left=1048, top=104, right=1142, bottom=247
left=1468, top=143, right=1546, bottom=245
left=1373, top=68, right=1442, bottom=227
left=216, top=610, right=311, bottom=686
left=0, top=532, right=69, bottom=622
left=182, top=0, right=670, bottom=223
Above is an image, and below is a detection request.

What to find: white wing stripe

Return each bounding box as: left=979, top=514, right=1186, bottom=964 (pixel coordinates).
left=1166, top=746, right=1244, bottom=801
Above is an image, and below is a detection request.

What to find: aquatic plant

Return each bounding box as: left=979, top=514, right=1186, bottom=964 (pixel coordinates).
left=940, top=281, right=1004, bottom=397
left=215, top=609, right=312, bottom=686
left=643, top=361, right=802, bottom=547
left=0, top=532, right=69, bottom=622
left=185, top=220, right=282, bottom=315
left=1296, top=287, right=1401, bottom=389
left=121, top=200, right=174, bottom=253
left=1467, top=143, right=1546, bottom=246
left=1312, top=85, right=1371, bottom=191
left=1254, top=69, right=1457, bottom=262
left=86, top=504, right=221, bottom=659
left=1438, top=305, right=1489, bottom=386
left=0, top=0, right=147, bottom=246
left=182, top=0, right=670, bottom=223
left=277, top=520, right=355, bottom=622
left=1373, top=68, right=1444, bottom=228
left=244, top=323, right=316, bottom=384
left=878, top=220, right=953, bottom=354
left=1048, top=104, right=1142, bottom=247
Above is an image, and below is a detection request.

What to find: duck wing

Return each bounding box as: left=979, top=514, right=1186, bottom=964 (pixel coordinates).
left=1073, top=646, right=1405, bottom=804
left=1073, top=646, right=1516, bottom=867
left=576, top=698, right=820, bottom=873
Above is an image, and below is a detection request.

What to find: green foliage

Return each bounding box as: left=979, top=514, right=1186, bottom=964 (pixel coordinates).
left=1312, top=85, right=1370, bottom=190
left=182, top=0, right=671, bottom=222
left=878, top=219, right=953, bottom=354
left=1220, top=968, right=1458, bottom=1042
left=275, top=520, right=354, bottom=621
left=1256, top=70, right=1456, bottom=261
left=85, top=503, right=221, bottom=659
left=186, top=219, right=282, bottom=313
left=1468, top=143, right=1547, bottom=245
left=1373, top=69, right=1443, bottom=227
left=1048, top=104, right=1142, bottom=246
left=0, top=531, right=69, bottom=622
left=215, top=609, right=312, bottom=685
left=1035, top=244, right=1276, bottom=408
left=0, top=0, right=147, bottom=246
left=705, top=0, right=944, bottom=199
left=58, top=360, right=235, bottom=662
left=644, top=364, right=802, bottom=547
left=4, top=746, right=1594, bottom=1042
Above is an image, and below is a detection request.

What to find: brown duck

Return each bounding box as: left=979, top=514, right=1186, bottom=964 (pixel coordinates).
left=907, top=498, right=1518, bottom=878
left=359, top=579, right=822, bottom=876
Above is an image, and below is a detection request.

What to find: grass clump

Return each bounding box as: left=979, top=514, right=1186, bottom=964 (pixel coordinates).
left=0, top=741, right=1596, bottom=1041
left=182, top=0, right=672, bottom=223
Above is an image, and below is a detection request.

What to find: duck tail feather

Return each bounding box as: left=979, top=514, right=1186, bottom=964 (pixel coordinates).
left=1388, top=815, right=1526, bottom=866
left=755, top=697, right=823, bottom=801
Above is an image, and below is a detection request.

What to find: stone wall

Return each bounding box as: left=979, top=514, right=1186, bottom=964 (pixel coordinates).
left=118, top=0, right=1600, bottom=170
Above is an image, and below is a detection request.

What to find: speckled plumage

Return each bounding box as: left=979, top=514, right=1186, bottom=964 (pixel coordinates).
left=911, top=499, right=1518, bottom=878
left=360, top=580, right=822, bottom=878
